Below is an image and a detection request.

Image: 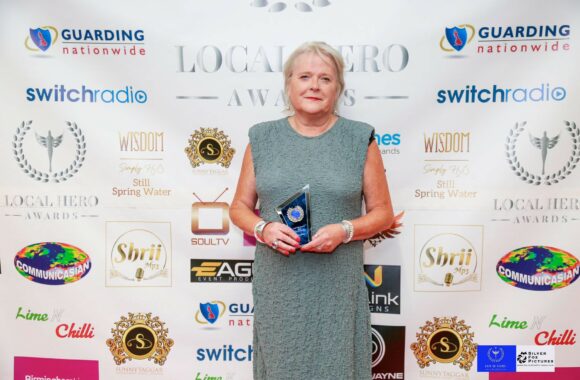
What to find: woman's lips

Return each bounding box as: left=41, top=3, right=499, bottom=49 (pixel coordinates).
left=305, top=97, right=322, bottom=101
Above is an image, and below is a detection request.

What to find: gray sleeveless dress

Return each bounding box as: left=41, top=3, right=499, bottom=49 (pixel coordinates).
left=249, top=117, right=373, bottom=379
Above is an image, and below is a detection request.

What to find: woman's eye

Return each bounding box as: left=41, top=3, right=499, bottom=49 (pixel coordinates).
left=321, top=77, right=331, bottom=82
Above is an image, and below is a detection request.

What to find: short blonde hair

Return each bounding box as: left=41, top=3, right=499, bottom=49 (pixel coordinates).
left=283, top=41, right=345, bottom=113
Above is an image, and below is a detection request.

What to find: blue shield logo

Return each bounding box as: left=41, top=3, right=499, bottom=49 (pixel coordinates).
left=30, top=28, right=52, bottom=51
left=445, top=27, right=468, bottom=52
left=200, top=302, right=221, bottom=324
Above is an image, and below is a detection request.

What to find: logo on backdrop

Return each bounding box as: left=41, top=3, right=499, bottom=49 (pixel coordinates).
left=196, top=344, right=253, bottom=362
left=505, top=121, right=579, bottom=185
left=515, top=346, right=555, bottom=372
left=14, top=242, right=91, bottom=285
left=14, top=356, right=99, bottom=380
left=496, top=246, right=579, bottom=291
left=106, top=313, right=173, bottom=366
left=175, top=43, right=409, bottom=106
left=190, top=260, right=253, bottom=282
left=477, top=345, right=516, bottom=372
left=26, top=84, right=148, bottom=104
left=416, top=130, right=477, bottom=202
left=106, top=222, right=172, bottom=287
left=185, top=128, right=235, bottom=170
left=113, top=130, right=172, bottom=199
left=440, top=24, right=571, bottom=56
left=374, top=132, right=401, bottom=155
left=13, top=121, right=86, bottom=183
left=410, top=316, right=477, bottom=371
left=195, top=301, right=253, bottom=328
left=191, top=188, right=231, bottom=246
left=250, top=0, right=331, bottom=13
left=437, top=83, right=566, bottom=104
left=414, top=225, right=483, bottom=292
left=364, top=265, right=401, bottom=314
left=25, top=26, right=146, bottom=57
left=371, top=325, right=405, bottom=379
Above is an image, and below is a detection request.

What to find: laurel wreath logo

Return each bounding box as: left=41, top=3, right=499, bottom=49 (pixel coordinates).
left=13, top=121, right=87, bottom=183
left=250, top=0, right=330, bottom=13
left=506, top=121, right=580, bottom=185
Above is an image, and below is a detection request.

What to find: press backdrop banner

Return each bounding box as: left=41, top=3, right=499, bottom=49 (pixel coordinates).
left=0, top=0, right=579, bottom=379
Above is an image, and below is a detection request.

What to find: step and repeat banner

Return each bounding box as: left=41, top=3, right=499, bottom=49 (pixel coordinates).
left=1, top=0, right=579, bottom=379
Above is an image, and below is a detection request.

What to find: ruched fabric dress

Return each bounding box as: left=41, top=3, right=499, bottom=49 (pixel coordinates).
left=249, top=117, right=373, bottom=380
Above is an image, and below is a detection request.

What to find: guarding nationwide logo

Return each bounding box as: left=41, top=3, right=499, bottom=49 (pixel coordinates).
left=185, top=128, right=235, bottom=168
left=196, top=302, right=226, bottom=324
left=440, top=25, right=476, bottom=52
left=13, top=121, right=86, bottom=183
left=372, top=325, right=405, bottom=379
left=25, top=26, right=59, bottom=52
left=14, top=242, right=91, bottom=285
left=506, top=121, right=580, bottom=185
left=496, top=246, right=579, bottom=291
left=190, top=260, right=253, bottom=283
left=410, top=316, right=477, bottom=371
left=364, top=265, right=401, bottom=314
left=477, top=345, right=516, bottom=372
left=106, top=312, right=174, bottom=365
left=414, top=225, right=483, bottom=292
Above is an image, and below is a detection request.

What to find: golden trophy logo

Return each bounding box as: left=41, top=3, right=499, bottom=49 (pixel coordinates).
left=410, top=316, right=477, bottom=371
left=185, top=128, right=235, bottom=168
left=106, top=313, right=173, bottom=365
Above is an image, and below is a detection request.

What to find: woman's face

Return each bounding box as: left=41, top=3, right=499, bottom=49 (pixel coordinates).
left=287, top=52, right=338, bottom=118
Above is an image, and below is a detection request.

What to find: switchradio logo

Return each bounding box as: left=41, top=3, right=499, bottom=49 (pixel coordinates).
left=25, top=26, right=146, bottom=56
left=437, top=83, right=566, bottom=104
left=440, top=24, right=571, bottom=55
left=14, top=242, right=91, bottom=285
left=26, top=84, right=148, bottom=104
left=196, top=344, right=253, bottom=362
left=496, top=246, right=579, bottom=291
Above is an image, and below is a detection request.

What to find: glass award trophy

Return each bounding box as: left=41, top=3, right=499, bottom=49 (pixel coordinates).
left=275, top=184, right=312, bottom=245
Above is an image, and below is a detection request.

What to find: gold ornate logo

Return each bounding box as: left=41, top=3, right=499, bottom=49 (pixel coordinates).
left=106, top=312, right=174, bottom=366
left=185, top=128, right=235, bottom=168
left=410, top=316, right=477, bottom=371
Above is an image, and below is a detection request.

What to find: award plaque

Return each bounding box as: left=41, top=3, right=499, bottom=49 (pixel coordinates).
left=275, top=185, right=312, bottom=245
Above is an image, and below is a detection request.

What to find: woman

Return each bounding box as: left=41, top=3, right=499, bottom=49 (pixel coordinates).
left=230, top=41, right=394, bottom=379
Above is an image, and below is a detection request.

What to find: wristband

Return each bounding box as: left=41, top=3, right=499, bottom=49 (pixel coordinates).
left=253, top=220, right=270, bottom=244
left=341, top=220, right=354, bottom=243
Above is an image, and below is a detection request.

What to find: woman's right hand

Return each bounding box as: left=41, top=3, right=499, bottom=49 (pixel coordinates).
left=262, top=222, right=301, bottom=256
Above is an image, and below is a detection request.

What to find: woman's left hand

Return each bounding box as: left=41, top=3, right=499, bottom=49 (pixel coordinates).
left=300, top=223, right=346, bottom=253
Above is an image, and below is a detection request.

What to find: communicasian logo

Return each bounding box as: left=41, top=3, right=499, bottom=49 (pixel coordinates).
left=496, top=246, right=579, bottom=291
left=25, top=26, right=59, bottom=52
left=106, top=313, right=173, bottom=365
left=14, top=242, right=91, bottom=285
left=410, top=316, right=477, bottom=371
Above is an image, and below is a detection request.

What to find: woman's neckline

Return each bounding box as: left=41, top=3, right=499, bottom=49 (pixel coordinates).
left=283, top=115, right=343, bottom=139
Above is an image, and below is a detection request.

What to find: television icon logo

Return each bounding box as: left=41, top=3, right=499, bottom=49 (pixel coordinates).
left=191, top=188, right=229, bottom=235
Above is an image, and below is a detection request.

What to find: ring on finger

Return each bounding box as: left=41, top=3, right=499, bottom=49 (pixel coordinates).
left=272, top=239, right=279, bottom=249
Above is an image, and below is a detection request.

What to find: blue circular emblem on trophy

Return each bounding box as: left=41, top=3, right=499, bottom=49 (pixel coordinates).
left=287, top=206, right=304, bottom=223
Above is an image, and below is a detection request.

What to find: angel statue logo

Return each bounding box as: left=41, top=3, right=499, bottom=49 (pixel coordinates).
left=505, top=121, right=580, bottom=185
left=529, top=131, right=559, bottom=175
left=13, top=121, right=86, bottom=183
left=36, top=130, right=64, bottom=172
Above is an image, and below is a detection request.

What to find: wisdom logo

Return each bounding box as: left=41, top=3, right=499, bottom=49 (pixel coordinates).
left=437, top=83, right=566, bottom=104
left=25, top=26, right=146, bottom=57
left=26, top=84, right=147, bottom=104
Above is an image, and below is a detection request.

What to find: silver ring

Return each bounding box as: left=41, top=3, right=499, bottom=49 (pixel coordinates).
left=272, top=239, right=279, bottom=249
